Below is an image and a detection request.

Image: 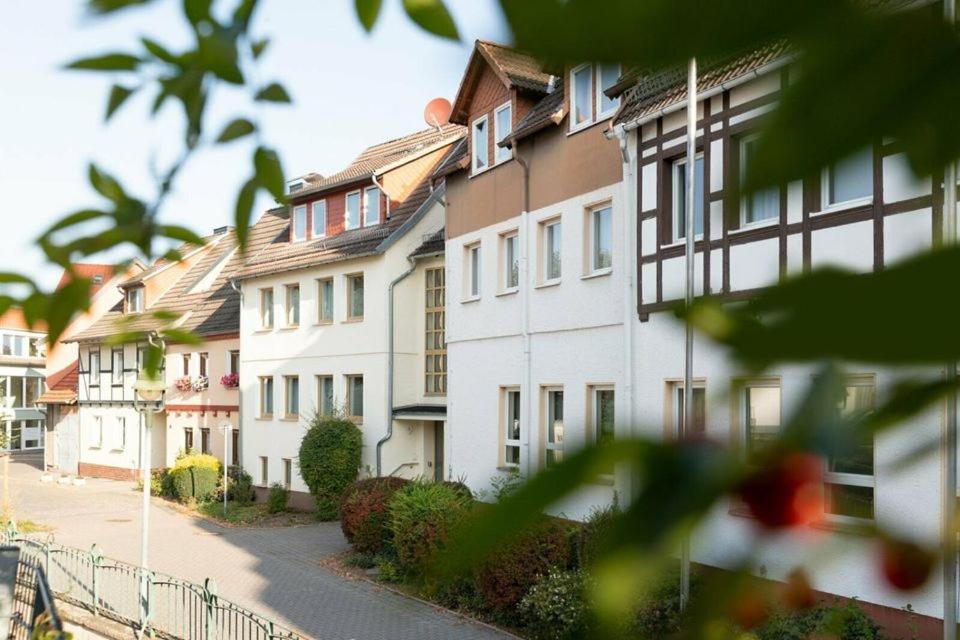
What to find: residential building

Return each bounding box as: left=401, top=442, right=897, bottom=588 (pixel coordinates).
left=609, top=41, right=946, bottom=634
left=0, top=309, right=47, bottom=451
left=439, top=41, right=626, bottom=518
left=237, top=124, right=462, bottom=506
left=65, top=228, right=245, bottom=479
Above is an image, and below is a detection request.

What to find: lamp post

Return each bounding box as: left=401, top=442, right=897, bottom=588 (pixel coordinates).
left=132, top=336, right=166, bottom=634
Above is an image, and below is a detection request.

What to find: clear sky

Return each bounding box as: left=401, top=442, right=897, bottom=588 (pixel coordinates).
left=0, top=0, right=509, bottom=289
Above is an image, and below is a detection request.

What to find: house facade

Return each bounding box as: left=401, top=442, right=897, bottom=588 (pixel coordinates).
left=236, top=125, right=461, bottom=506
left=608, top=41, right=948, bottom=632
left=0, top=310, right=47, bottom=452
left=440, top=41, right=629, bottom=518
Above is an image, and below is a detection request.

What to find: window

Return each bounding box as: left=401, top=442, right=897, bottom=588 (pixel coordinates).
left=672, top=155, right=705, bottom=241
left=494, top=103, right=513, bottom=164
left=291, top=205, right=307, bottom=242
left=597, top=63, right=621, bottom=117
left=25, top=378, right=42, bottom=407
left=544, top=388, right=564, bottom=468
left=675, top=386, right=706, bottom=437
left=317, top=375, right=334, bottom=416
left=317, top=278, right=334, bottom=324
left=1, top=336, right=10, bottom=356
left=592, top=387, right=615, bottom=448
left=502, top=388, right=521, bottom=467
left=137, top=346, right=148, bottom=372
left=824, top=147, right=873, bottom=209
left=182, top=354, right=191, bottom=376
left=542, top=219, right=562, bottom=282
left=502, top=232, right=519, bottom=291
left=347, top=274, right=364, bottom=320
left=259, top=288, right=274, bottom=329
left=284, top=376, right=300, bottom=418
left=345, top=191, right=361, bottom=230
left=346, top=375, right=364, bottom=421
left=425, top=267, right=446, bottom=395
left=184, top=428, right=194, bottom=452
left=589, top=205, right=613, bottom=272
left=259, top=376, right=274, bottom=418
left=283, top=458, right=293, bottom=489
left=742, top=382, right=781, bottom=458
left=471, top=115, right=489, bottom=173
left=364, top=187, right=381, bottom=226
left=111, top=349, right=124, bottom=386
left=571, top=64, right=593, bottom=129
left=259, top=456, right=268, bottom=486
left=9, top=377, right=23, bottom=408
left=825, top=377, right=876, bottom=521
left=89, top=351, right=101, bottom=386
left=228, top=350, right=240, bottom=376
left=312, top=200, right=327, bottom=237
left=285, top=284, right=300, bottom=327
left=126, top=287, right=144, bottom=314
left=200, top=428, right=210, bottom=454
left=91, top=416, right=103, bottom=448
left=465, top=243, right=481, bottom=299
left=29, top=338, right=43, bottom=358
left=740, top=135, right=779, bottom=224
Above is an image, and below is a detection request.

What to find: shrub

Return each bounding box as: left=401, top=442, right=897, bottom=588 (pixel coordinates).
left=754, top=600, right=883, bottom=640
left=474, top=517, right=575, bottom=621
left=170, top=465, right=219, bottom=502
left=389, top=481, right=473, bottom=576
left=519, top=569, right=591, bottom=640
left=489, top=471, right=523, bottom=501
left=376, top=557, right=402, bottom=583
left=136, top=469, right=173, bottom=497
left=340, top=477, right=411, bottom=554
left=443, top=480, right=473, bottom=500
left=227, top=466, right=254, bottom=505
left=577, top=503, right=619, bottom=569
left=266, top=483, right=289, bottom=514
left=298, top=412, right=362, bottom=520
left=633, top=567, right=702, bottom=639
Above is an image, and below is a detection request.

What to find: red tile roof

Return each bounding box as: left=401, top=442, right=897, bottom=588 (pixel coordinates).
left=56, top=264, right=116, bottom=296
left=38, top=361, right=79, bottom=405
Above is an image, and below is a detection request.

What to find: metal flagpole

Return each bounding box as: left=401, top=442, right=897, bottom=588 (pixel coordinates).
left=680, top=55, right=697, bottom=612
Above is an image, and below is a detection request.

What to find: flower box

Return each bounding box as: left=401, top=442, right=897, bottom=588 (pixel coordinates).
left=192, top=376, right=209, bottom=392
left=221, top=373, right=239, bottom=389
left=174, top=376, right=192, bottom=393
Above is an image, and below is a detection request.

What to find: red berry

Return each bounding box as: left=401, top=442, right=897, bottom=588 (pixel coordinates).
left=739, top=452, right=824, bottom=528
left=880, top=539, right=933, bottom=591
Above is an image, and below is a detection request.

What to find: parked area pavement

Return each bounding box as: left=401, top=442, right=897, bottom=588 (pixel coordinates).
left=8, top=452, right=512, bottom=640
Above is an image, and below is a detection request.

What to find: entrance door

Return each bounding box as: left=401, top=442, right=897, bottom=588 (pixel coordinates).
left=433, top=421, right=444, bottom=482
left=58, top=412, right=80, bottom=474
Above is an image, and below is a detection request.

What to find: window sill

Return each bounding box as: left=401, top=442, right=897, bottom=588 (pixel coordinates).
left=277, top=326, right=299, bottom=332
left=314, top=321, right=333, bottom=327
left=812, top=197, right=874, bottom=217
left=660, top=237, right=705, bottom=250
left=255, top=415, right=273, bottom=421
left=728, top=505, right=871, bottom=535
left=342, top=317, right=364, bottom=324
left=348, top=417, right=364, bottom=425
left=567, top=113, right=614, bottom=137
left=495, top=288, right=519, bottom=298
left=460, top=295, right=481, bottom=304
left=581, top=268, right=613, bottom=281
left=253, top=328, right=274, bottom=334
left=279, top=416, right=299, bottom=423
left=497, top=465, right=520, bottom=472
left=535, top=279, right=561, bottom=290
left=730, top=218, right=779, bottom=235
left=469, top=164, right=492, bottom=179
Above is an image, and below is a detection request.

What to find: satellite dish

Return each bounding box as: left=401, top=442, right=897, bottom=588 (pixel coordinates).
left=423, top=98, right=452, bottom=130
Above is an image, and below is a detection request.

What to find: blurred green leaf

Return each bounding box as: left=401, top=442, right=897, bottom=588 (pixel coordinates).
left=253, top=147, right=285, bottom=201
left=0, top=273, right=35, bottom=286
left=67, top=53, right=141, bottom=72
left=233, top=0, right=260, bottom=30
left=402, top=0, right=459, bottom=40
left=250, top=38, right=269, bottom=60
left=197, top=33, right=244, bottom=84
left=156, top=225, right=205, bottom=246
left=234, top=177, right=258, bottom=248
left=216, top=118, right=256, bottom=143
left=355, top=0, right=383, bottom=32
left=182, top=0, right=213, bottom=27
left=39, top=209, right=105, bottom=236
left=141, top=37, right=179, bottom=65
left=106, top=84, right=136, bottom=120
left=86, top=0, right=154, bottom=15
left=87, top=164, right=125, bottom=203
left=160, top=328, right=203, bottom=345
left=253, top=83, right=290, bottom=103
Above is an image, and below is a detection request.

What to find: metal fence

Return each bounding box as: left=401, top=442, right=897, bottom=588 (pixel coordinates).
left=9, top=556, right=68, bottom=640
left=3, top=526, right=304, bottom=640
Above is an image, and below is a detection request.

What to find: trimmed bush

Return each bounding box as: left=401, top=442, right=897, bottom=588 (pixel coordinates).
left=755, top=600, right=883, bottom=640
left=227, top=466, right=254, bottom=505
left=389, top=481, right=473, bottom=576
left=266, top=482, right=290, bottom=513
left=519, top=569, right=591, bottom=640
left=474, top=517, right=575, bottom=620
left=340, top=477, right=411, bottom=554
left=298, top=412, right=362, bottom=520
left=577, top=503, right=619, bottom=569
left=169, top=453, right=222, bottom=502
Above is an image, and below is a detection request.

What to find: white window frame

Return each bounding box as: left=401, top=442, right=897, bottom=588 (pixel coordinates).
left=126, top=287, right=144, bottom=314
left=284, top=375, right=300, bottom=419
left=198, top=352, right=208, bottom=378
left=259, top=288, right=274, bottom=330
left=259, top=376, right=274, bottom=418
left=671, top=382, right=707, bottom=438
left=824, top=375, right=876, bottom=523
left=259, top=456, right=268, bottom=486
left=471, top=114, right=489, bottom=174
left=113, top=416, right=127, bottom=451
left=291, top=205, right=307, bottom=242
left=671, top=154, right=705, bottom=243
left=311, top=200, right=327, bottom=238
left=587, top=204, right=613, bottom=275
left=739, top=134, right=780, bottom=228
left=500, top=231, right=519, bottom=293
left=821, top=148, right=874, bottom=212
left=111, top=348, right=124, bottom=386
left=344, top=190, right=361, bottom=230
left=502, top=387, right=521, bottom=468
left=543, top=387, right=564, bottom=468
left=284, top=283, right=300, bottom=327
left=596, top=63, right=621, bottom=119
left=569, top=63, right=594, bottom=132
left=363, top=186, right=381, bottom=227
left=316, top=277, right=334, bottom=325
left=464, top=242, right=481, bottom=301
left=283, top=458, right=293, bottom=490
left=91, top=415, right=103, bottom=449
left=493, top=102, right=513, bottom=164
left=540, top=218, right=562, bottom=284
left=740, top=379, right=782, bottom=458
left=228, top=350, right=240, bottom=376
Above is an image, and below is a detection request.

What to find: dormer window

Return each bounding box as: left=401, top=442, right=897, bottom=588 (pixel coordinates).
left=345, top=191, right=361, bottom=230
left=471, top=115, right=489, bottom=173
left=312, top=200, right=327, bottom=237
left=570, top=62, right=621, bottom=132
left=364, top=187, right=381, bottom=226
left=494, top=103, right=513, bottom=164
left=291, top=205, right=307, bottom=242
left=287, top=179, right=305, bottom=194
left=126, top=287, right=144, bottom=314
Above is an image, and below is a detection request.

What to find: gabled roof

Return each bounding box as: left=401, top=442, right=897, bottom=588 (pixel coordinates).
left=56, top=264, right=117, bottom=296
left=409, top=229, right=445, bottom=259
left=505, top=76, right=567, bottom=146
left=120, top=239, right=212, bottom=287
left=287, top=124, right=463, bottom=201
left=612, top=41, right=792, bottom=128
left=431, top=138, right=468, bottom=180
left=37, top=361, right=79, bottom=405
left=451, top=40, right=555, bottom=124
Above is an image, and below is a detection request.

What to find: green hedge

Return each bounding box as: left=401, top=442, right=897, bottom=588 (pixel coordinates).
left=388, top=481, right=473, bottom=576
left=170, top=465, right=219, bottom=502
left=299, top=412, right=362, bottom=520
left=340, top=477, right=411, bottom=554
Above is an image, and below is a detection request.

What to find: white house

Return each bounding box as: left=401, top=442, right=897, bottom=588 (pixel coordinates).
left=0, top=309, right=47, bottom=452
left=236, top=125, right=462, bottom=507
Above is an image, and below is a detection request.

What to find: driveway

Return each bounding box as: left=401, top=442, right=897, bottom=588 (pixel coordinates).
left=7, top=453, right=512, bottom=640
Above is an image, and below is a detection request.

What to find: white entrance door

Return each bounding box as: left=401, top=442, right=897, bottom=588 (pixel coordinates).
left=57, top=413, right=79, bottom=474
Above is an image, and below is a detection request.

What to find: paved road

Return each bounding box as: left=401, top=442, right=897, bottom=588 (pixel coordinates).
left=8, top=453, right=512, bottom=640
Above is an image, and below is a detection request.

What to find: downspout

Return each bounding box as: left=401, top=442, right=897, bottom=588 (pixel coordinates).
left=229, top=279, right=243, bottom=471
left=377, top=256, right=418, bottom=476
left=513, top=142, right=533, bottom=479
left=372, top=173, right=392, bottom=218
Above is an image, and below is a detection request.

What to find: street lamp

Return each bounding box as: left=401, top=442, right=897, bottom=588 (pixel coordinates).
left=132, top=334, right=166, bottom=634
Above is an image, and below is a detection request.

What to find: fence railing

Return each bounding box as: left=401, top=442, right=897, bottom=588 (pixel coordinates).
left=8, top=555, right=68, bottom=640
left=3, top=526, right=304, bottom=640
